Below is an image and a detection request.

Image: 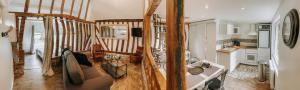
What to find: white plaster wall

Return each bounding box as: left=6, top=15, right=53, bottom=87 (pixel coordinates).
left=91, top=0, right=144, bottom=20
left=272, top=0, right=300, bottom=89
left=0, top=0, right=15, bottom=89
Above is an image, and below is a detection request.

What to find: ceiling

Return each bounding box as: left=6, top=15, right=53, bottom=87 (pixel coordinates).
left=156, top=0, right=282, bottom=23
left=5, top=0, right=282, bottom=23
left=6, top=0, right=144, bottom=20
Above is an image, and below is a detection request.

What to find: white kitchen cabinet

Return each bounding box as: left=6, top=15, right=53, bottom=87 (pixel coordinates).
left=227, top=24, right=234, bottom=35
left=227, top=24, right=239, bottom=35
left=190, top=20, right=216, bottom=63
left=236, top=49, right=245, bottom=62
left=217, top=51, right=239, bottom=72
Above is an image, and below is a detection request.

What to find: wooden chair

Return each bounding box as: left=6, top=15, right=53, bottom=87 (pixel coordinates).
left=206, top=70, right=229, bottom=90
left=130, top=46, right=143, bottom=64
left=93, top=44, right=105, bottom=61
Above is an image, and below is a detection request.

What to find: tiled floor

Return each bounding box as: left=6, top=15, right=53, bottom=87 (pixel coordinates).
left=224, top=64, right=270, bottom=90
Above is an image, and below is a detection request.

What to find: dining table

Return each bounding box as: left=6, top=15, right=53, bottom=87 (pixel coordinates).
left=158, top=60, right=225, bottom=90
left=186, top=60, right=225, bottom=90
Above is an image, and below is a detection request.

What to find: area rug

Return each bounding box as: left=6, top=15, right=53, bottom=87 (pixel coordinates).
left=228, top=64, right=258, bottom=80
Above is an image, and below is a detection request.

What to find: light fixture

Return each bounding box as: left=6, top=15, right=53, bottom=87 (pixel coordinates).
left=241, top=8, right=245, bottom=10
left=205, top=4, right=209, bottom=9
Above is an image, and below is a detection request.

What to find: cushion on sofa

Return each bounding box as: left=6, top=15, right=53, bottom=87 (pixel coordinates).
left=66, top=51, right=85, bottom=85
left=73, top=52, right=93, bottom=67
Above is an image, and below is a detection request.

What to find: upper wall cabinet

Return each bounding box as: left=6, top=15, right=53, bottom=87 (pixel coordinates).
left=227, top=24, right=240, bottom=35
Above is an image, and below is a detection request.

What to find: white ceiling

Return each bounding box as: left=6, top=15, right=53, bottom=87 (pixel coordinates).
left=91, top=0, right=144, bottom=20
left=156, top=0, right=282, bottom=23
left=5, top=0, right=282, bottom=23
left=6, top=0, right=144, bottom=20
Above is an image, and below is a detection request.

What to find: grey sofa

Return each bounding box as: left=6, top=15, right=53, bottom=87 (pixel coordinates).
left=62, top=50, right=113, bottom=90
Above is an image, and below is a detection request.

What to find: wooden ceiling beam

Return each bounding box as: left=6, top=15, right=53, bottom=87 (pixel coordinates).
left=95, top=19, right=143, bottom=22
left=11, top=12, right=94, bottom=23
left=61, top=0, right=65, bottom=14
left=38, top=0, right=42, bottom=14
left=84, top=0, right=91, bottom=20
left=50, top=0, right=55, bottom=14
left=70, top=0, right=75, bottom=15
left=78, top=0, right=84, bottom=18
left=24, top=0, right=30, bottom=12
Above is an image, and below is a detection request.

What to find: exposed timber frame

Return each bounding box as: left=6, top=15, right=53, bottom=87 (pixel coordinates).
left=11, top=0, right=93, bottom=76
left=142, top=0, right=166, bottom=90
left=166, top=0, right=186, bottom=89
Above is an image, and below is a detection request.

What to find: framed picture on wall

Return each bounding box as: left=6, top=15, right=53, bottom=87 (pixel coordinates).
left=100, top=24, right=128, bottom=39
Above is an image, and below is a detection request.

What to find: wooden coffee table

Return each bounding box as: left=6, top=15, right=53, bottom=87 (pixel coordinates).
left=102, top=54, right=128, bottom=79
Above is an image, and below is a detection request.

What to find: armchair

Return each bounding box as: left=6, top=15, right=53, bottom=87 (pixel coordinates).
left=130, top=46, right=143, bottom=64
left=93, top=45, right=105, bottom=61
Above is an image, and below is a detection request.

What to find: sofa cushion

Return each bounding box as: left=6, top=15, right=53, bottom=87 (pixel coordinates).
left=73, top=52, right=93, bottom=67
left=66, top=51, right=85, bottom=85
left=80, top=65, right=101, bottom=80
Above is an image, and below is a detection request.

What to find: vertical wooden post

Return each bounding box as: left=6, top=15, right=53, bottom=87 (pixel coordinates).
left=17, top=0, right=31, bottom=74
left=70, top=20, right=75, bottom=51
left=166, top=0, right=186, bottom=89
left=60, top=17, right=67, bottom=49
left=54, top=17, right=60, bottom=56
left=75, top=21, right=80, bottom=51
left=66, top=20, right=71, bottom=48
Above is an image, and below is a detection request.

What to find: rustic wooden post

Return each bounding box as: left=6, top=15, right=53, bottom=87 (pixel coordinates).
left=166, top=0, right=186, bottom=89
left=16, top=0, right=30, bottom=75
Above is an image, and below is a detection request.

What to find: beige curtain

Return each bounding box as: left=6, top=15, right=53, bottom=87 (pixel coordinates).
left=42, top=16, right=54, bottom=76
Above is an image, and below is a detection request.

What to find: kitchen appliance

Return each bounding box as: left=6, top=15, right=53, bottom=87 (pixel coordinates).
left=245, top=49, right=258, bottom=65
left=257, top=24, right=271, bottom=61
left=257, top=24, right=271, bottom=30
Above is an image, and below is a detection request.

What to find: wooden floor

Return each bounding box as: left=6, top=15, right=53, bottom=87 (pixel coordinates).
left=13, top=54, right=143, bottom=90
left=13, top=54, right=269, bottom=90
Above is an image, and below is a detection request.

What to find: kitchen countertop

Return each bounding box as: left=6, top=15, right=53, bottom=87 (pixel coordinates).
left=216, top=46, right=257, bottom=53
